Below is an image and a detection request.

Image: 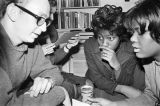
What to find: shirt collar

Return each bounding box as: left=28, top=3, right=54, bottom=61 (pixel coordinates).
left=155, top=60, right=160, bottom=66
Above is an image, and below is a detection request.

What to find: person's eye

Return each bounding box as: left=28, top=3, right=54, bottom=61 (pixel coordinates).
left=127, top=29, right=134, bottom=35
left=98, top=35, right=103, bottom=41
left=107, top=36, right=115, bottom=41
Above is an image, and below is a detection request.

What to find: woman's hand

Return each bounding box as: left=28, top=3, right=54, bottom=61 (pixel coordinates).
left=99, top=46, right=120, bottom=70
left=115, top=85, right=142, bottom=98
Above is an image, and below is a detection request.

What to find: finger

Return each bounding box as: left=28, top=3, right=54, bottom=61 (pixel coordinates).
left=46, top=49, right=54, bottom=54
left=68, top=39, right=78, bottom=44
left=44, top=81, right=52, bottom=93
left=75, top=34, right=80, bottom=37
left=47, top=50, right=54, bottom=54
left=70, top=37, right=77, bottom=40
left=24, top=91, right=31, bottom=95
left=33, top=78, right=43, bottom=97
left=43, top=43, right=55, bottom=48
left=101, top=50, right=114, bottom=57
left=42, top=48, right=54, bottom=55
left=71, top=35, right=79, bottom=39
left=29, top=77, right=40, bottom=97
left=101, top=54, right=110, bottom=61
left=30, top=77, right=42, bottom=97
left=40, top=78, right=48, bottom=94
left=101, top=52, right=113, bottom=58
left=101, top=52, right=109, bottom=58
left=99, top=46, right=113, bottom=52
left=45, top=44, right=56, bottom=49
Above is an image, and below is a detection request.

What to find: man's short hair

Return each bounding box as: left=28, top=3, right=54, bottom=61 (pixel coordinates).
left=0, top=0, right=30, bottom=20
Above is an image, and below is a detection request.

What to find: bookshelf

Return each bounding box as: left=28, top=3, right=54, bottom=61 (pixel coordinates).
left=56, top=0, right=139, bottom=30
left=57, top=0, right=101, bottom=30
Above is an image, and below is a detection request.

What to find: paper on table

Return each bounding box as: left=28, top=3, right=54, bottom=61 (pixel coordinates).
left=72, top=99, right=91, bottom=106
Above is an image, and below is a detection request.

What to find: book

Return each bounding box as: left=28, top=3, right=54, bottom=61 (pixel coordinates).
left=55, top=31, right=81, bottom=45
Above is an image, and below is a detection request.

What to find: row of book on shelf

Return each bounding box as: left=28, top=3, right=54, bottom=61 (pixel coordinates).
left=61, top=0, right=99, bottom=7
left=60, top=11, right=93, bottom=29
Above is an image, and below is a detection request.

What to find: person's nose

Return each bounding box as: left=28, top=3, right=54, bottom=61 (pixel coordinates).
left=130, top=32, right=138, bottom=42
left=102, top=39, right=109, bottom=47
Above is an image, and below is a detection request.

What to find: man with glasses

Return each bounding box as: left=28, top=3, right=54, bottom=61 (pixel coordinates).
left=0, top=0, right=71, bottom=106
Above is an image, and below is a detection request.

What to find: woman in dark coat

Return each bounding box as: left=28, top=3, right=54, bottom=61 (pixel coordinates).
left=84, top=5, right=145, bottom=101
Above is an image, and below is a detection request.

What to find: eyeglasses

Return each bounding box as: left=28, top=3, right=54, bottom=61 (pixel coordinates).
left=15, top=4, right=51, bottom=27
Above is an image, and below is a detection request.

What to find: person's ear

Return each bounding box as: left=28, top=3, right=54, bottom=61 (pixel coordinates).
left=6, top=3, right=20, bottom=22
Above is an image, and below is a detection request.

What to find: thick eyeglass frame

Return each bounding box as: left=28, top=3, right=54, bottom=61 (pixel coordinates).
left=15, top=4, right=51, bottom=27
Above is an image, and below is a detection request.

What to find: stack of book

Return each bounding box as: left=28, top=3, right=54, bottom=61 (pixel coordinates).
left=61, top=0, right=99, bottom=7
left=61, top=12, right=93, bottom=29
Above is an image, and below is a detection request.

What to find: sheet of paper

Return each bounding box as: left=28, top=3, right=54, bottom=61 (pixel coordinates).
left=72, top=99, right=91, bottom=106
left=55, top=31, right=81, bottom=45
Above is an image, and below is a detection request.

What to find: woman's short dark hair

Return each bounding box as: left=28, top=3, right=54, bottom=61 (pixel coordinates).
left=124, top=0, right=160, bottom=43
left=92, top=5, right=128, bottom=41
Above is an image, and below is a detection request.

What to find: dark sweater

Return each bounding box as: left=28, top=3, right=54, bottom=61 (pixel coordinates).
left=84, top=37, right=145, bottom=95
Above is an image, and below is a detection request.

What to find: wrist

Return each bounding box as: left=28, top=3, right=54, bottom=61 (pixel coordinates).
left=115, top=85, right=123, bottom=93
left=114, top=63, right=120, bottom=71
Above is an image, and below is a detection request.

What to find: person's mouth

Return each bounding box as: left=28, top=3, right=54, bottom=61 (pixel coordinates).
left=132, top=44, right=140, bottom=53
left=133, top=48, right=140, bottom=53
left=33, top=33, right=39, bottom=38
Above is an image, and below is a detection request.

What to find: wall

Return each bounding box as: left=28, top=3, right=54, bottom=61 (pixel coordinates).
left=100, top=0, right=138, bottom=12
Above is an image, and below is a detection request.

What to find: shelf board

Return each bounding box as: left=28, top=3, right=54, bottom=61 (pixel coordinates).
left=57, top=28, right=85, bottom=32
left=60, top=6, right=100, bottom=10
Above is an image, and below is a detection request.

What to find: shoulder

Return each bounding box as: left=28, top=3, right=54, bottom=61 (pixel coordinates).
left=119, top=40, right=134, bottom=53
left=84, top=37, right=97, bottom=48
left=143, top=60, right=155, bottom=73
left=117, top=41, right=135, bottom=63
left=84, top=37, right=99, bottom=52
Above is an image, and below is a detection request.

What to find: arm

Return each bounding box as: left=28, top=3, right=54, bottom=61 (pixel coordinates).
left=84, top=40, right=117, bottom=94
left=30, top=44, right=63, bottom=86
left=114, top=57, right=142, bottom=97
left=88, top=95, right=155, bottom=106
left=115, top=85, right=142, bottom=98
left=89, top=71, right=157, bottom=106
left=50, top=34, right=79, bottom=64
left=0, top=67, right=12, bottom=106
left=113, top=71, right=157, bottom=106
left=88, top=91, right=155, bottom=106
left=49, top=46, right=68, bottom=64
